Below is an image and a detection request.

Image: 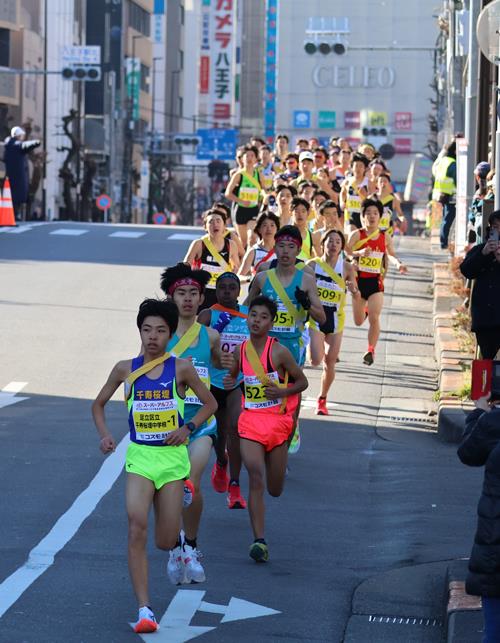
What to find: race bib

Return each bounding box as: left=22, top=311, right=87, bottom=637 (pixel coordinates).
left=243, top=372, right=281, bottom=410
left=272, top=302, right=296, bottom=334
left=239, top=186, right=259, bottom=206
left=359, top=251, right=384, bottom=274
left=347, top=196, right=361, bottom=211
left=201, top=262, right=224, bottom=288
left=185, top=365, right=209, bottom=405
left=220, top=331, right=247, bottom=354
left=317, top=279, right=343, bottom=307
left=379, top=212, right=391, bottom=230
left=133, top=399, right=178, bottom=442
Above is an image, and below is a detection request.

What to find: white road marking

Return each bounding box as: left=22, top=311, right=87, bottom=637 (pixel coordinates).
left=4, top=227, right=32, bottom=234
left=109, top=231, right=146, bottom=239
left=301, top=396, right=339, bottom=409
left=132, top=590, right=280, bottom=641
left=167, top=233, right=200, bottom=241
left=0, top=435, right=129, bottom=619
left=0, top=381, right=29, bottom=410
left=49, top=228, right=89, bottom=236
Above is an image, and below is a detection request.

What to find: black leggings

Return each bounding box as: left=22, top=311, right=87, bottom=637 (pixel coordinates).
left=475, top=328, right=500, bottom=359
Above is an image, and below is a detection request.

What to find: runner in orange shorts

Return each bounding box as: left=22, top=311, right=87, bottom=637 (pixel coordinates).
left=224, top=295, right=308, bottom=563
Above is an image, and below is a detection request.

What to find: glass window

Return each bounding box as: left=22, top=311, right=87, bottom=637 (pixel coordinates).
left=128, top=1, right=150, bottom=37
left=140, top=63, right=150, bottom=93
left=0, top=28, right=10, bottom=67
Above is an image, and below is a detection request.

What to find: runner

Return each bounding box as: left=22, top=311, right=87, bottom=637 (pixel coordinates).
left=375, top=173, right=406, bottom=234
left=275, top=183, right=296, bottom=226
left=259, top=145, right=275, bottom=193
left=224, top=295, right=308, bottom=562
left=291, top=197, right=321, bottom=261
left=292, top=151, right=336, bottom=199
left=224, top=143, right=265, bottom=248
left=340, top=153, right=369, bottom=232
left=198, top=273, right=250, bottom=509
left=367, top=158, right=388, bottom=194
left=272, top=133, right=289, bottom=171
left=307, top=230, right=360, bottom=414
left=316, top=199, right=343, bottom=234
left=310, top=189, right=330, bottom=229
left=280, top=153, right=300, bottom=183
left=345, top=199, right=408, bottom=365
left=183, top=208, right=240, bottom=309
left=92, top=298, right=217, bottom=633
left=211, top=201, right=246, bottom=259
left=160, top=263, right=228, bottom=585
left=238, top=210, right=280, bottom=279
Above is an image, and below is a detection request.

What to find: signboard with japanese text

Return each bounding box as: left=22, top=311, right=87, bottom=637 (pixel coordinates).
left=196, top=128, right=237, bottom=160
left=344, top=111, right=360, bottom=129
left=125, top=58, right=140, bottom=121
left=394, top=138, right=412, bottom=154
left=369, top=111, right=388, bottom=127
left=394, top=111, right=412, bottom=130
left=210, top=0, right=236, bottom=125
left=61, top=46, right=101, bottom=66
left=318, top=111, right=336, bottom=129
left=455, top=137, right=468, bottom=255
left=264, top=0, right=278, bottom=139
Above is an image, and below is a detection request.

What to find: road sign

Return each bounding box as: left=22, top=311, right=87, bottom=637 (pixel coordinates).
left=130, top=589, right=280, bottom=642
left=196, top=128, right=237, bottom=161
left=293, top=110, right=311, bottom=128
left=61, top=46, right=101, bottom=66
left=96, top=194, right=112, bottom=211
left=152, top=212, right=167, bottom=224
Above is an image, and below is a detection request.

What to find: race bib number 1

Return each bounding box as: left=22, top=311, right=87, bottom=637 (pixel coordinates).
left=359, top=251, right=384, bottom=274
left=317, top=279, right=343, bottom=307
left=272, top=303, right=296, bottom=334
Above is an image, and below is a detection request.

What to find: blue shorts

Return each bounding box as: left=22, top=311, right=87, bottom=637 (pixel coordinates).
left=272, top=335, right=304, bottom=366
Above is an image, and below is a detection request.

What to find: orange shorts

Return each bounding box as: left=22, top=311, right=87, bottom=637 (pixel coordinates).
left=238, top=408, right=295, bottom=452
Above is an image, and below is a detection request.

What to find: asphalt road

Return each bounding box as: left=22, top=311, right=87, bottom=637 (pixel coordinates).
left=0, top=222, right=482, bottom=643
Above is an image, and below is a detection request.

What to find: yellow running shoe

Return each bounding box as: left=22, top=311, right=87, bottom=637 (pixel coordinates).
left=288, top=423, right=301, bottom=454
left=249, top=541, right=269, bottom=563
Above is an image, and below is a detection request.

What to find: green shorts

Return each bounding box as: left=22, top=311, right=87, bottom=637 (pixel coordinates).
left=125, top=441, right=190, bottom=490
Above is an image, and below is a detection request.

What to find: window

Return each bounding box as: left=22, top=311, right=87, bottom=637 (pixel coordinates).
left=0, top=28, right=10, bottom=67
left=179, top=49, right=184, bottom=70
left=128, top=1, right=150, bottom=37
left=140, top=63, right=150, bottom=93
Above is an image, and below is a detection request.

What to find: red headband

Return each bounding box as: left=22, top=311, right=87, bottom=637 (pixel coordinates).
left=276, top=234, right=301, bottom=249
left=168, top=277, right=202, bottom=296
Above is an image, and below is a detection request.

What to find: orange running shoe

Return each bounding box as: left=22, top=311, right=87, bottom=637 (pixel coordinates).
left=211, top=460, right=229, bottom=493
left=227, top=482, right=247, bottom=509
left=315, top=397, right=329, bottom=416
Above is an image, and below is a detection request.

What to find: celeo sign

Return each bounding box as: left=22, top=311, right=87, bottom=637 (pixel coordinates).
left=312, top=65, right=396, bottom=89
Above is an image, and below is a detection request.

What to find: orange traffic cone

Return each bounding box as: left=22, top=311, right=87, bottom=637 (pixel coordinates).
left=0, top=178, right=16, bottom=226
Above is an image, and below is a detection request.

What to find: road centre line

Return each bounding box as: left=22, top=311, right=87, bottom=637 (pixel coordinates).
left=0, top=435, right=129, bottom=619
left=1, top=381, right=28, bottom=394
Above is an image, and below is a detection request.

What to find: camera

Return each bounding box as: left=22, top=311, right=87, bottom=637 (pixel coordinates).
left=268, top=195, right=276, bottom=207
left=489, top=229, right=500, bottom=242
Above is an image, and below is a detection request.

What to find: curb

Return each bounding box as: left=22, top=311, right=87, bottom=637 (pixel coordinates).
left=432, top=260, right=474, bottom=443
left=445, top=560, right=482, bottom=642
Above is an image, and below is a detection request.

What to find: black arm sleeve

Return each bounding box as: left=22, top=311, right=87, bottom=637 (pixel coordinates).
left=460, top=245, right=495, bottom=279
left=457, top=409, right=500, bottom=466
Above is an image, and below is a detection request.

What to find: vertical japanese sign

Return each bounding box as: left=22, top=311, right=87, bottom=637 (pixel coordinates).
left=455, top=137, right=468, bottom=255
left=126, top=58, right=140, bottom=121
left=199, top=0, right=211, bottom=97
left=210, top=0, right=235, bottom=125
left=394, top=112, right=412, bottom=131
left=264, top=0, right=278, bottom=140
left=153, top=0, right=165, bottom=44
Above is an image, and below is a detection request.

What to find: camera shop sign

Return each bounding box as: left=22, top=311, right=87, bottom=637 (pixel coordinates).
left=312, top=64, right=395, bottom=89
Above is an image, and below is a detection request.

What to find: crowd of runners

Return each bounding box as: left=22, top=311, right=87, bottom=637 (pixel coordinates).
left=92, top=133, right=410, bottom=633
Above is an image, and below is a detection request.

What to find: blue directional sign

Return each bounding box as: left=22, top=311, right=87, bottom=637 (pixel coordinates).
left=196, top=128, right=238, bottom=161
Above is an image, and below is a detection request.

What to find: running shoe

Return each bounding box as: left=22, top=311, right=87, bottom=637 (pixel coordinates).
left=288, top=424, right=301, bottom=454
left=167, top=546, right=185, bottom=585
left=211, top=460, right=229, bottom=493
left=363, top=348, right=375, bottom=366
left=182, top=544, right=206, bottom=583
left=316, top=397, right=329, bottom=416
left=183, top=479, right=195, bottom=508
left=134, top=606, right=159, bottom=634
left=249, top=541, right=269, bottom=563
left=227, top=482, right=247, bottom=509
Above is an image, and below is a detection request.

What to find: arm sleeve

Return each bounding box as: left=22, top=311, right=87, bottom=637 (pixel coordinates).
left=459, top=244, right=495, bottom=279
left=448, top=161, right=457, bottom=184
left=20, top=140, right=41, bottom=154
left=457, top=409, right=500, bottom=466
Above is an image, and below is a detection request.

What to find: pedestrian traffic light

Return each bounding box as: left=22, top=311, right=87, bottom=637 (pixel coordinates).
left=61, top=66, right=101, bottom=82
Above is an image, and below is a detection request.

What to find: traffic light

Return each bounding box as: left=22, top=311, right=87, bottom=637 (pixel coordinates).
left=173, top=136, right=201, bottom=147
left=304, top=41, right=346, bottom=55
left=61, top=66, right=101, bottom=82
left=362, top=127, right=387, bottom=137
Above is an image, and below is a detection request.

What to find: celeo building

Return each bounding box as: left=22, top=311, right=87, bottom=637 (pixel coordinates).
left=266, top=1, right=438, bottom=182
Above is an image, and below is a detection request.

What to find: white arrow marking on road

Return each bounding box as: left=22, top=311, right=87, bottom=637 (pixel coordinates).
left=0, top=381, right=29, bottom=410
left=200, top=596, right=281, bottom=623
left=130, top=590, right=280, bottom=641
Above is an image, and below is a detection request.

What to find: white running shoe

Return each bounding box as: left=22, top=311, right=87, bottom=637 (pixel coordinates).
left=167, top=546, right=185, bottom=585
left=182, top=544, right=206, bottom=583
left=134, top=606, right=159, bottom=633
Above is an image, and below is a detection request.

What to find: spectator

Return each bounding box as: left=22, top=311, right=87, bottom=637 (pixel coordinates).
left=460, top=211, right=500, bottom=359
left=457, top=392, right=500, bottom=642
left=468, top=162, right=490, bottom=245
left=3, top=126, right=41, bottom=220
left=432, top=140, right=456, bottom=249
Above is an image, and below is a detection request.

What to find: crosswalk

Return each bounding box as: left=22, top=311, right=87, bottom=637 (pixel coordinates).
left=0, top=224, right=200, bottom=241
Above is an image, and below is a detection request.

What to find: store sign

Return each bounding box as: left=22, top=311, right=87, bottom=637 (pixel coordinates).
left=395, top=111, right=412, bottom=130
left=344, top=111, right=360, bottom=129
left=125, top=57, right=140, bottom=121
left=312, top=65, right=395, bottom=89
left=264, top=0, right=279, bottom=139
left=369, top=112, right=388, bottom=127
left=293, top=110, right=311, bottom=128
left=200, top=56, right=210, bottom=94
left=318, top=111, right=336, bottom=129
left=210, top=0, right=236, bottom=125
left=394, top=138, right=412, bottom=154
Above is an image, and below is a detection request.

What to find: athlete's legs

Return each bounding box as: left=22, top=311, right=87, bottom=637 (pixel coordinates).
left=126, top=473, right=156, bottom=607
left=309, top=328, right=325, bottom=367
left=226, top=387, right=243, bottom=481
left=247, top=220, right=258, bottom=248
left=214, top=402, right=228, bottom=467
left=352, top=295, right=368, bottom=326
left=183, top=436, right=213, bottom=540
left=265, top=442, right=288, bottom=497
left=153, top=479, right=184, bottom=550
left=320, top=332, right=343, bottom=398
left=236, top=223, right=249, bottom=249
left=240, top=438, right=266, bottom=539
left=367, top=292, right=384, bottom=348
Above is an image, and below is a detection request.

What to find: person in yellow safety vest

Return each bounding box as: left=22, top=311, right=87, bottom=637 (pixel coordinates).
left=432, top=141, right=456, bottom=250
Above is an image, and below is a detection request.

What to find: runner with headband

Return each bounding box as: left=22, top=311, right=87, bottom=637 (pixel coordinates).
left=92, top=298, right=217, bottom=633
left=183, top=209, right=240, bottom=309
left=198, top=272, right=250, bottom=509
left=307, top=230, right=360, bottom=415
left=224, top=295, right=308, bottom=562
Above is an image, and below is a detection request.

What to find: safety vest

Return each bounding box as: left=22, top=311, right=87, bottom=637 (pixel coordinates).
left=432, top=156, right=455, bottom=199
